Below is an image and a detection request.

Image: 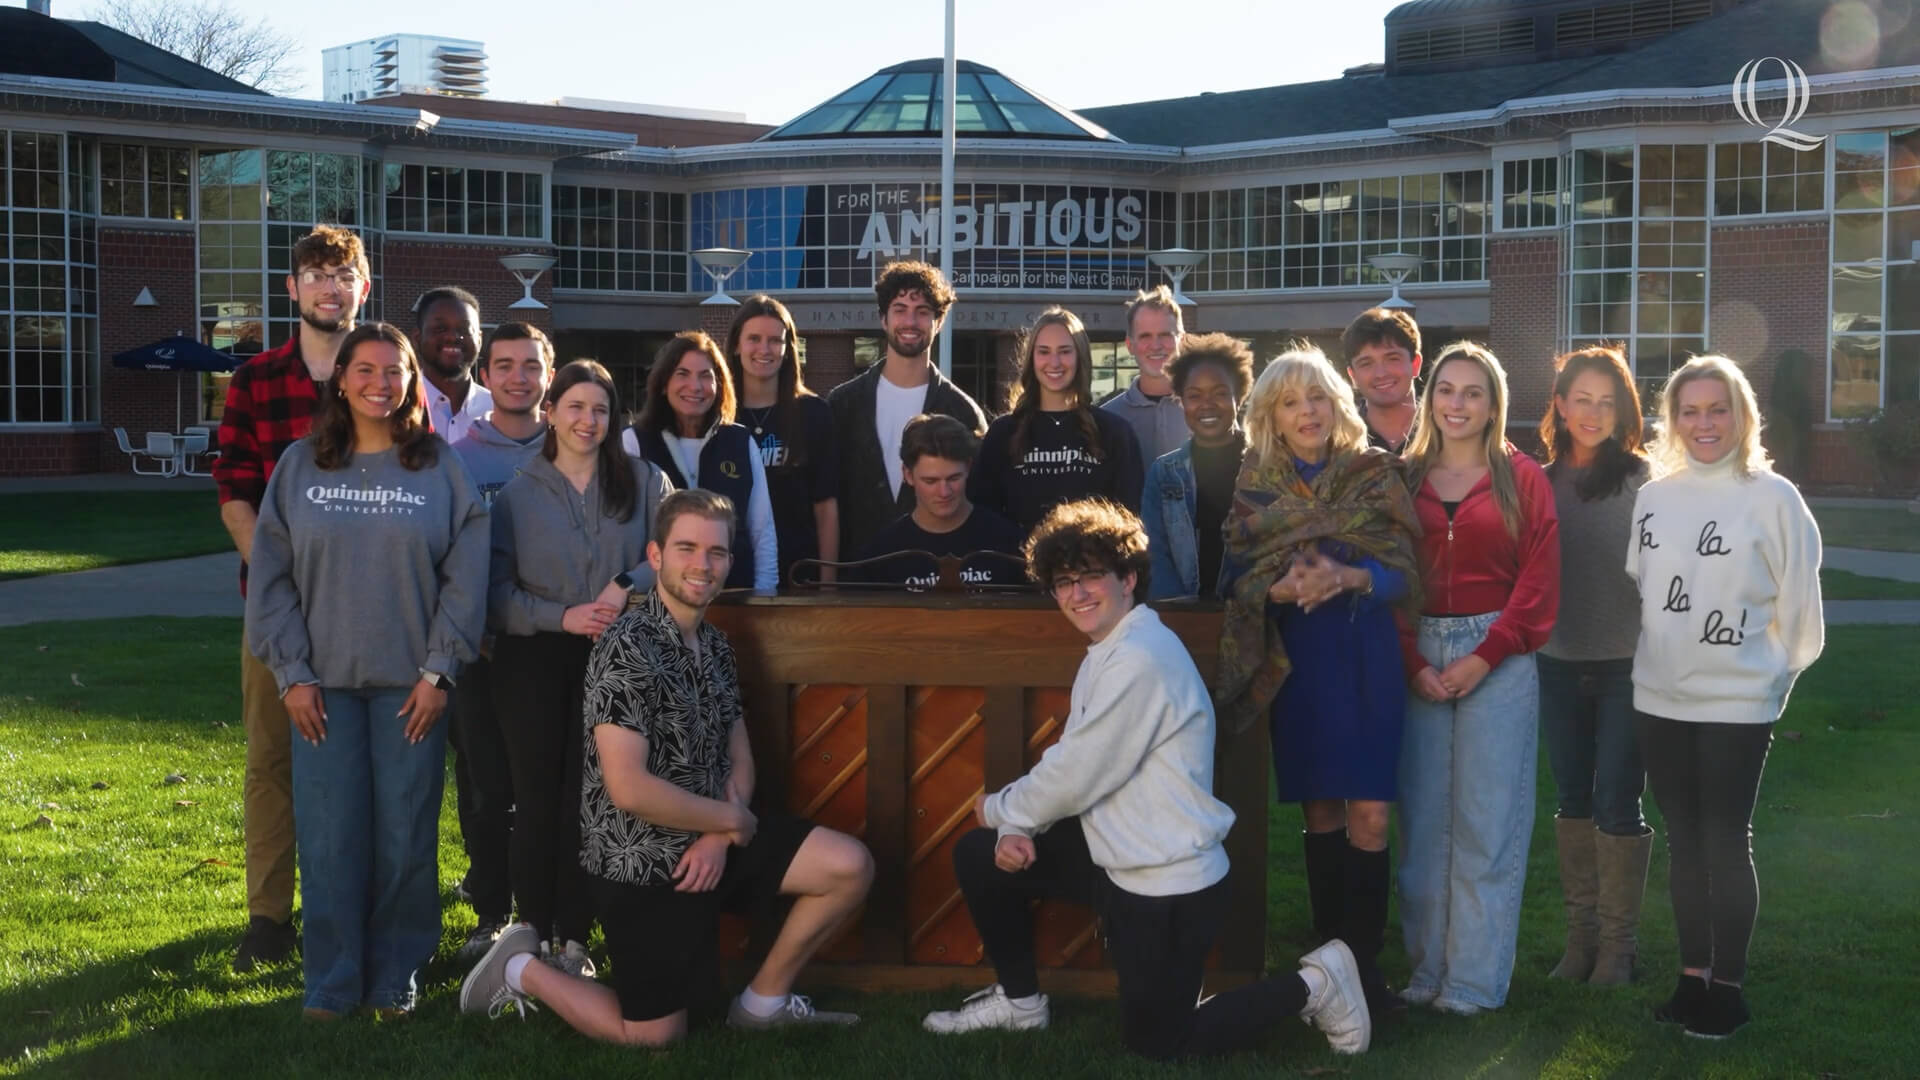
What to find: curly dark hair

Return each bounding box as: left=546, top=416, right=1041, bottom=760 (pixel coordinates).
left=311, top=322, right=439, bottom=471
left=1167, top=332, right=1255, bottom=401
left=1023, top=498, right=1151, bottom=605
left=874, top=260, right=955, bottom=319
left=290, top=224, right=369, bottom=280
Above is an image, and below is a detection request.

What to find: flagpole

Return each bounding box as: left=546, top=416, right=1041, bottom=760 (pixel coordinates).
left=938, top=0, right=956, bottom=379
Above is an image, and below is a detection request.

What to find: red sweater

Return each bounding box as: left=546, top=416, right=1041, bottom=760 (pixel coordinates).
left=1399, top=448, right=1561, bottom=673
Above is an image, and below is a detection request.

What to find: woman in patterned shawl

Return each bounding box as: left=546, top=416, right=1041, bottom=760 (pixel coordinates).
left=1216, top=344, right=1420, bottom=1015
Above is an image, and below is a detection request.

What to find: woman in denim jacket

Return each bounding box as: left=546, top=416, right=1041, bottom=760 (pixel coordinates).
left=1142, top=334, right=1254, bottom=601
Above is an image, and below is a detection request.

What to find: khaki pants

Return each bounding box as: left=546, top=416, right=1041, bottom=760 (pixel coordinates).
left=241, top=641, right=296, bottom=921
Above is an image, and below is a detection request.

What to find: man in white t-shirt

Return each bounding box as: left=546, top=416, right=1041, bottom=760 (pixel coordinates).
left=826, top=260, right=987, bottom=558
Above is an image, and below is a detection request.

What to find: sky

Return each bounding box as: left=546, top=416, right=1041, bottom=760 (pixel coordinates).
left=54, top=0, right=1410, bottom=121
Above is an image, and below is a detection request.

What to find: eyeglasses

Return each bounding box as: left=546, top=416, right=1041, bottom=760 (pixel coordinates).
left=1049, top=569, right=1113, bottom=597
left=298, top=269, right=364, bottom=288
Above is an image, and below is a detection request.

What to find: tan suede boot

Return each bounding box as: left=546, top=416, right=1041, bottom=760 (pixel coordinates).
left=1550, top=817, right=1599, bottom=980
left=1590, top=827, right=1654, bottom=986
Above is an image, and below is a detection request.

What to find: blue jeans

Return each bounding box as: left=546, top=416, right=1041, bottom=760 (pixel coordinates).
left=1537, top=655, right=1646, bottom=836
left=1397, top=612, right=1539, bottom=1011
left=291, top=687, right=447, bottom=1013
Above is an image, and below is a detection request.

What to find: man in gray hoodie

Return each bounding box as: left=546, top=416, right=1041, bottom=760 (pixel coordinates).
left=922, top=499, right=1372, bottom=1062
left=449, top=322, right=554, bottom=957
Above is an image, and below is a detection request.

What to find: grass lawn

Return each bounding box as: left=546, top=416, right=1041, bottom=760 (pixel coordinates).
left=2, top=619, right=1915, bottom=1078
left=1811, top=505, right=1920, bottom=554
left=0, top=492, right=229, bottom=581
left=1819, top=569, right=1920, bottom=601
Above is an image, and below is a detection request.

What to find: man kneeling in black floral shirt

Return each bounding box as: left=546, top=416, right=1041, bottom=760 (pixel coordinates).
left=462, top=489, right=874, bottom=1044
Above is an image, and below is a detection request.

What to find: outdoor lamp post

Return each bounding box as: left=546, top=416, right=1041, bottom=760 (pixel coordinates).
left=1366, top=252, right=1422, bottom=311
left=499, top=253, right=557, bottom=310
left=692, top=248, right=752, bottom=306
left=1147, top=248, right=1205, bottom=306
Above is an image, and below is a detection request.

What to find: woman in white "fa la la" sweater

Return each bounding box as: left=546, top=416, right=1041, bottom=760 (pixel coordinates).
left=1624, top=355, right=1823, bottom=1041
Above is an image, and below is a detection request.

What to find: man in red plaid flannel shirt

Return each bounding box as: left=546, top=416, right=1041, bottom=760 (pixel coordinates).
left=213, top=224, right=372, bottom=972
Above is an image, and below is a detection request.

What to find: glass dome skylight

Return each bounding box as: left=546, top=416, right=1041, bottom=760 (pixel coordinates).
left=762, top=59, right=1117, bottom=141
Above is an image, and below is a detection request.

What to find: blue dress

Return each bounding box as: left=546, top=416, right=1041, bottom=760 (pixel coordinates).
left=1260, top=458, right=1410, bottom=803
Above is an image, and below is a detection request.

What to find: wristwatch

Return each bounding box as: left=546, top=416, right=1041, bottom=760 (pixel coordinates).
left=613, top=571, right=636, bottom=590
left=418, top=668, right=454, bottom=691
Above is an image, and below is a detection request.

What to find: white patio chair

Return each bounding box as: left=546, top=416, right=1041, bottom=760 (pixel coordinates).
left=144, top=432, right=180, bottom=478
left=179, top=431, right=214, bottom=477
left=114, top=427, right=173, bottom=476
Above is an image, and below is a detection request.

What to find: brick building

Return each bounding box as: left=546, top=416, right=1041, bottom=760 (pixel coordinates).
left=0, top=0, right=1914, bottom=487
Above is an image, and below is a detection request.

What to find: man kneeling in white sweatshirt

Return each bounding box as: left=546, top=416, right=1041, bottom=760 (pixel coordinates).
left=922, top=498, right=1371, bottom=1060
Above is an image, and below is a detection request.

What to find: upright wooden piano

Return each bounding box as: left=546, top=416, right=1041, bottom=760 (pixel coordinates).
left=706, top=591, right=1269, bottom=994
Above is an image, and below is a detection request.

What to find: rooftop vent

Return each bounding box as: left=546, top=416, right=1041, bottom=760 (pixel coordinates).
left=1394, top=16, right=1536, bottom=66
left=1555, top=0, right=1713, bottom=49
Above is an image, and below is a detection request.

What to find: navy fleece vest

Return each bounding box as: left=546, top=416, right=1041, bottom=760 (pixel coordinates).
left=635, top=422, right=759, bottom=589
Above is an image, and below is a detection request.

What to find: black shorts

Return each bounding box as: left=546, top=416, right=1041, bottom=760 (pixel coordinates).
left=594, top=813, right=817, bottom=1022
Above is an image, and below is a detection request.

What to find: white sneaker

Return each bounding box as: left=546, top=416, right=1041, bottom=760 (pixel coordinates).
left=541, top=939, right=597, bottom=980
left=727, top=993, right=860, bottom=1029
left=922, top=984, right=1050, bottom=1034
left=1299, top=939, right=1372, bottom=1054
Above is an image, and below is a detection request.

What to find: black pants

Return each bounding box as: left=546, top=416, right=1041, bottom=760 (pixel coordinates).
left=451, top=656, right=514, bottom=923
left=1636, top=711, right=1774, bottom=984
left=953, top=821, right=1307, bottom=1061
left=491, top=632, right=594, bottom=944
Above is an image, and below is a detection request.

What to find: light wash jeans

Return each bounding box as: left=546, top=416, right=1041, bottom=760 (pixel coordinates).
left=291, top=687, right=447, bottom=1014
left=1397, top=611, right=1539, bottom=1011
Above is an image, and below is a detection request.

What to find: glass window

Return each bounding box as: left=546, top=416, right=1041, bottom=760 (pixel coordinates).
left=551, top=184, right=687, bottom=293
left=383, top=162, right=543, bottom=238
left=1829, top=130, right=1920, bottom=417
left=1501, top=157, right=1560, bottom=229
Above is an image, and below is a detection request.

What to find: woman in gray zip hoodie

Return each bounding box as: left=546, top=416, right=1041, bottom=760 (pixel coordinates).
left=488, top=359, right=671, bottom=974
left=246, top=322, right=489, bottom=1019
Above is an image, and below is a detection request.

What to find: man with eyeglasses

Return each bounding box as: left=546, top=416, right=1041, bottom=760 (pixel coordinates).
left=414, top=285, right=491, bottom=444
left=214, top=224, right=372, bottom=973
left=922, top=498, right=1371, bottom=1061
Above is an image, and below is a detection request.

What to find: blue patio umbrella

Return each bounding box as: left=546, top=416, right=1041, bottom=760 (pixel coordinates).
left=112, top=336, right=244, bottom=429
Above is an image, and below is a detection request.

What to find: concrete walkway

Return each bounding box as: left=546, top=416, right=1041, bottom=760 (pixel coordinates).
left=1827, top=547, right=1920, bottom=583
left=0, top=473, right=214, bottom=494
left=0, top=551, right=240, bottom=627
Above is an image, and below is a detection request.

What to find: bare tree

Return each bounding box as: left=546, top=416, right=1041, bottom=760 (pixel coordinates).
left=88, top=0, right=305, bottom=95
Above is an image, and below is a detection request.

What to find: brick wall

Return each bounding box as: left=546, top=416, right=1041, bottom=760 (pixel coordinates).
left=379, top=239, right=555, bottom=332
left=803, top=334, right=856, bottom=393
left=96, top=227, right=200, bottom=473
left=0, top=431, right=99, bottom=475
left=1707, top=219, right=1832, bottom=476
left=1487, top=232, right=1562, bottom=429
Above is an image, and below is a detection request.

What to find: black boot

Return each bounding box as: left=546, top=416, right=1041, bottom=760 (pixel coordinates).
left=1684, top=982, right=1751, bottom=1039
left=1653, top=973, right=1710, bottom=1025
left=1340, top=843, right=1402, bottom=1016
left=1302, top=828, right=1347, bottom=944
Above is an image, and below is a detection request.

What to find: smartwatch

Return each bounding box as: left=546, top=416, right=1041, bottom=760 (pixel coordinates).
left=613, top=571, right=636, bottom=590
left=419, top=668, right=454, bottom=691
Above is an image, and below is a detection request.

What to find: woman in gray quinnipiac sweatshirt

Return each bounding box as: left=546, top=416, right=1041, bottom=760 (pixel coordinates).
left=245, top=322, right=489, bottom=1019
left=487, top=359, right=671, bottom=971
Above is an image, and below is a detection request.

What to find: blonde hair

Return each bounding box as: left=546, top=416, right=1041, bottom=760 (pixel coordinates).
left=1651, top=354, right=1771, bottom=478
left=1245, top=344, right=1369, bottom=468
left=1406, top=341, right=1523, bottom=536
